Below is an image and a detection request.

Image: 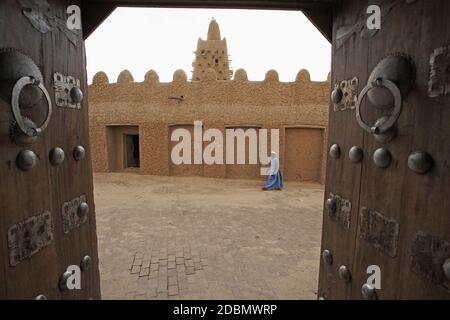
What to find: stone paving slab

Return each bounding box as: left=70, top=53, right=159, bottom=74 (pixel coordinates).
left=94, top=173, right=324, bottom=300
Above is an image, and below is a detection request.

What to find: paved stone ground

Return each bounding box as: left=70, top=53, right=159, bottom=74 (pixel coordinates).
left=94, top=173, right=324, bottom=300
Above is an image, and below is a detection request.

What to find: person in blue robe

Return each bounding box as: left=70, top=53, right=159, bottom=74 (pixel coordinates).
left=263, top=151, right=284, bottom=191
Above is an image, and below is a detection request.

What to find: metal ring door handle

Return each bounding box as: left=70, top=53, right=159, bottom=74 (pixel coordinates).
left=11, top=76, right=52, bottom=137
left=356, top=77, right=402, bottom=135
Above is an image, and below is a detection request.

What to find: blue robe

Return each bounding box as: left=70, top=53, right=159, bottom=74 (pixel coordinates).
left=264, top=170, right=284, bottom=190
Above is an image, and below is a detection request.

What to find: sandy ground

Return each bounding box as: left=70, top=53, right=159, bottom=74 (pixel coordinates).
left=94, top=172, right=324, bottom=300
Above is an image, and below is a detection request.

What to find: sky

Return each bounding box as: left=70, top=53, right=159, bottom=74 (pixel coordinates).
left=85, top=8, right=331, bottom=84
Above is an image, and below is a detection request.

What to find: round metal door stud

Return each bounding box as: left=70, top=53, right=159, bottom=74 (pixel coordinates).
left=338, top=265, right=352, bottom=283
left=322, top=250, right=333, bottom=266
left=331, top=85, right=343, bottom=104
left=34, top=294, right=47, bottom=300
left=325, top=197, right=337, bottom=215
left=329, top=144, right=341, bottom=160
left=361, top=284, right=377, bottom=300
left=16, top=149, right=37, bottom=171
left=80, top=255, right=92, bottom=271
left=408, top=151, right=433, bottom=174
left=70, top=86, right=83, bottom=104
left=349, top=146, right=363, bottom=163
left=77, top=202, right=89, bottom=220
left=373, top=148, right=392, bottom=168
left=59, top=271, right=72, bottom=291
left=373, top=116, right=397, bottom=144
left=49, top=147, right=65, bottom=166
left=443, top=258, right=450, bottom=281
left=73, top=145, right=86, bottom=161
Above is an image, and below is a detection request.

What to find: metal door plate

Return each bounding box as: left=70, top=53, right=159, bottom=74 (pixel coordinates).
left=411, top=231, right=450, bottom=291
left=7, top=211, right=53, bottom=267
left=359, top=207, right=399, bottom=258
left=367, top=54, right=415, bottom=101
left=333, top=77, right=358, bottom=111
left=328, top=193, right=351, bottom=230
left=428, top=45, right=450, bottom=98
left=54, top=72, right=82, bottom=109
left=62, top=195, right=88, bottom=234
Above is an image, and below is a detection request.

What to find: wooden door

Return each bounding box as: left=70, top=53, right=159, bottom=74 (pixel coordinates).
left=225, top=126, right=261, bottom=180
left=284, top=127, right=324, bottom=182
left=0, top=0, right=100, bottom=299
left=319, top=0, right=450, bottom=300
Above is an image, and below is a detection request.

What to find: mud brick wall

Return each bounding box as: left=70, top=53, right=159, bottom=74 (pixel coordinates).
left=88, top=68, right=330, bottom=183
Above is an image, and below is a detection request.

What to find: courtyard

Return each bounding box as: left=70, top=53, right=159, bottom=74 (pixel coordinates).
left=94, top=172, right=324, bottom=300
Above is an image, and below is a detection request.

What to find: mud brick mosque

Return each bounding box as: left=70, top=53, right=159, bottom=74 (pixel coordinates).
left=88, top=19, right=330, bottom=183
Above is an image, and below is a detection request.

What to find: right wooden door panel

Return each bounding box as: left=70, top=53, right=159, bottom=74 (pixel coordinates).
left=319, top=0, right=450, bottom=300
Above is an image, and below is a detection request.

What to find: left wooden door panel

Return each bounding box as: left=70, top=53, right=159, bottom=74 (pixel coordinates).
left=0, top=0, right=100, bottom=299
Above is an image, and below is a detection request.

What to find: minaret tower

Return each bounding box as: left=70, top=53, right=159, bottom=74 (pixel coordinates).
left=192, top=19, right=232, bottom=81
